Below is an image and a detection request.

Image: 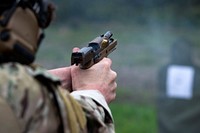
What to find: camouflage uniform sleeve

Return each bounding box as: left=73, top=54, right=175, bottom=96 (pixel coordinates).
left=71, top=90, right=115, bottom=133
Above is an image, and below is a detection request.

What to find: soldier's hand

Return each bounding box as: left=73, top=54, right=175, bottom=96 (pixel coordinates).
left=48, top=67, right=72, bottom=91
left=71, top=47, right=117, bottom=103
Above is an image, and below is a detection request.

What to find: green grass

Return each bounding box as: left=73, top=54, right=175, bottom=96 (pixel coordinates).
left=110, top=103, right=157, bottom=133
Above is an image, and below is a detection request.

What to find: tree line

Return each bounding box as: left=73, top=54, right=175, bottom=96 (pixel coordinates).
left=52, top=0, right=200, bottom=27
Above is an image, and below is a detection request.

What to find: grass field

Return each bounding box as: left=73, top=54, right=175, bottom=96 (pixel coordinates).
left=110, top=102, right=157, bottom=133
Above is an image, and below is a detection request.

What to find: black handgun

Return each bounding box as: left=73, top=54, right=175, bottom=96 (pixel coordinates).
left=71, top=31, right=117, bottom=69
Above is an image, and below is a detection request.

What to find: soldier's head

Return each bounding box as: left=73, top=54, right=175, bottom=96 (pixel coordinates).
left=0, top=0, right=55, bottom=64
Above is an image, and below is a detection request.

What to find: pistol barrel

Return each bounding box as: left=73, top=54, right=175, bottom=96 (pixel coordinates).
left=103, top=31, right=113, bottom=39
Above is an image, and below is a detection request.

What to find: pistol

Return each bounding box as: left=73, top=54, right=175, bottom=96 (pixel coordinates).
left=71, top=31, right=117, bottom=69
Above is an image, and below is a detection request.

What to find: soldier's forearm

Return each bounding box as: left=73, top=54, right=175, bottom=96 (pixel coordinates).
left=71, top=90, right=115, bottom=132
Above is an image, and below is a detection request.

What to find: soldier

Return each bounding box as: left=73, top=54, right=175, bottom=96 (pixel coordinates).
left=0, top=0, right=117, bottom=133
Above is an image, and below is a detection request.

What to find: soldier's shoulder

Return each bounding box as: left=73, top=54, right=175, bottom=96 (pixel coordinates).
left=0, top=63, right=64, bottom=133
left=0, top=62, right=61, bottom=85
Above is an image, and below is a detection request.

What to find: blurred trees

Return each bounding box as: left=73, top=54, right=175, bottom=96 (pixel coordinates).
left=52, top=0, right=200, bottom=28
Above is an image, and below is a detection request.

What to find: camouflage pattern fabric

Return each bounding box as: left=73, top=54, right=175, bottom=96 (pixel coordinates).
left=0, top=63, right=115, bottom=133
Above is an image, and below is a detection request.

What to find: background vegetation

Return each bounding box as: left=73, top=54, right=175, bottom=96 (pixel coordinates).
left=36, top=0, right=200, bottom=132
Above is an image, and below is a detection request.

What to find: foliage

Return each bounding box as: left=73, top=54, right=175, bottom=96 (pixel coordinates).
left=52, top=0, right=200, bottom=29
